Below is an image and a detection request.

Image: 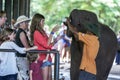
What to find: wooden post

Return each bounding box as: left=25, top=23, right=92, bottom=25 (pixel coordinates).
left=19, top=0, right=26, bottom=16
left=25, top=0, right=30, bottom=17
left=13, top=0, right=19, bottom=20
left=0, top=0, right=3, bottom=11
left=5, top=0, right=12, bottom=25
left=19, top=0, right=30, bottom=17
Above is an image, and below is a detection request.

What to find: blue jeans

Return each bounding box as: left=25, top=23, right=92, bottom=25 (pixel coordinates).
left=0, top=74, right=17, bottom=80
left=79, top=70, right=96, bottom=80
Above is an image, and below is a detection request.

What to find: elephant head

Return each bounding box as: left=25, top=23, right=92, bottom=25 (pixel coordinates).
left=67, top=9, right=118, bottom=80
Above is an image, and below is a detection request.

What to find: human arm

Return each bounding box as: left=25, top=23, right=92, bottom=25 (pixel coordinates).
left=43, top=54, right=50, bottom=62
left=47, top=25, right=60, bottom=46
left=25, top=46, right=38, bottom=51
left=20, top=32, right=30, bottom=48
left=29, top=70, right=33, bottom=80
left=34, top=31, right=53, bottom=49
left=77, top=32, right=99, bottom=45
left=66, top=18, right=94, bottom=44
left=10, top=42, right=37, bottom=53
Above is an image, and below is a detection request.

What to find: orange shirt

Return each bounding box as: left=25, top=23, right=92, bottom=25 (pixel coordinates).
left=78, top=32, right=99, bottom=75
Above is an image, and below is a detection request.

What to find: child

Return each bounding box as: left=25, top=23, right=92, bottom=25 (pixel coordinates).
left=66, top=19, right=100, bottom=80
left=0, top=28, right=37, bottom=80
left=27, top=52, right=43, bottom=80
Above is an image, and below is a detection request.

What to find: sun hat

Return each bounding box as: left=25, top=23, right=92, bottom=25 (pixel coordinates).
left=14, top=15, right=30, bottom=27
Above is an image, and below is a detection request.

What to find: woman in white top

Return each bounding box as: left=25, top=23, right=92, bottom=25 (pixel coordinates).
left=0, top=28, right=37, bottom=80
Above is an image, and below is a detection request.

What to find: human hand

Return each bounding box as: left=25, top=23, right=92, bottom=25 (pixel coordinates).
left=51, top=24, right=60, bottom=33
left=25, top=46, right=38, bottom=51
left=43, top=59, right=47, bottom=63
left=30, top=46, right=38, bottom=50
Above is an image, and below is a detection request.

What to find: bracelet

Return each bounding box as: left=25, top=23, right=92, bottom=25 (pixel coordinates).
left=50, top=32, right=54, bottom=35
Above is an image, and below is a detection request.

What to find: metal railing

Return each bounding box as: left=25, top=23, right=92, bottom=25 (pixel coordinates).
left=0, top=49, right=60, bottom=80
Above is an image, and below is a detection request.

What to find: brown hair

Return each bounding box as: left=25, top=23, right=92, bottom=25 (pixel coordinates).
left=0, top=28, right=14, bottom=43
left=0, top=34, right=4, bottom=45
left=30, top=13, right=45, bottom=44
left=27, top=52, right=38, bottom=64
left=0, top=10, right=6, bottom=18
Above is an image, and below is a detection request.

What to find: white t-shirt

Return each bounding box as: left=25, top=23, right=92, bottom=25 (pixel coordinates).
left=0, top=41, right=26, bottom=76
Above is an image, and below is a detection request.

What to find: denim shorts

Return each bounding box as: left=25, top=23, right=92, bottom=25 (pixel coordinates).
left=79, top=70, right=96, bottom=80
left=41, top=61, right=52, bottom=68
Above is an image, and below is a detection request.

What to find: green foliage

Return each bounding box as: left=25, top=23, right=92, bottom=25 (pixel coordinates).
left=30, top=0, right=120, bottom=34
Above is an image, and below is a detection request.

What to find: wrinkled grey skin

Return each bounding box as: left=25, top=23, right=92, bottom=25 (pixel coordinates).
left=66, top=9, right=118, bottom=80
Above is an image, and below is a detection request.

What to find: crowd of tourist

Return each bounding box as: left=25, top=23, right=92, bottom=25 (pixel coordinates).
left=0, top=10, right=71, bottom=80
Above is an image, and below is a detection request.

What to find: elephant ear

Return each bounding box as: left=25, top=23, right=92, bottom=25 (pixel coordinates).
left=69, top=9, right=100, bottom=37
left=78, top=10, right=99, bottom=24
left=78, top=10, right=100, bottom=36
left=82, top=22, right=100, bottom=37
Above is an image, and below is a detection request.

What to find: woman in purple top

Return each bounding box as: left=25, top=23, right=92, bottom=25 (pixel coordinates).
left=27, top=52, right=43, bottom=80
